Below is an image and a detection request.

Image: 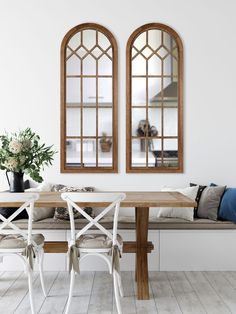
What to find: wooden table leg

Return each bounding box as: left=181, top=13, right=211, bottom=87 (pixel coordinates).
left=135, top=207, right=138, bottom=282
left=135, top=206, right=149, bottom=300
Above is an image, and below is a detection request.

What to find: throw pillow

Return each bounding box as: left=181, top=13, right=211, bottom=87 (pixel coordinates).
left=190, top=183, right=207, bottom=218
left=157, top=186, right=199, bottom=221
left=52, top=184, right=95, bottom=220
left=54, top=206, right=93, bottom=220
left=26, top=182, right=54, bottom=221
left=218, top=188, right=236, bottom=223
left=197, top=186, right=226, bottom=220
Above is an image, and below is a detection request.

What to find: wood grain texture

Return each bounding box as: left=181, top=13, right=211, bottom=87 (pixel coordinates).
left=0, top=191, right=197, bottom=208
left=150, top=271, right=182, bottom=314
left=43, top=241, right=154, bottom=253
left=167, top=271, right=206, bottom=314
left=15, top=272, right=58, bottom=314
left=1, top=271, right=236, bottom=313
left=135, top=206, right=149, bottom=300
left=185, top=271, right=231, bottom=314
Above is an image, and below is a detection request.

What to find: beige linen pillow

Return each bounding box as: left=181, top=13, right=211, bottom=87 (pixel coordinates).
left=26, top=182, right=54, bottom=221
left=157, top=186, right=199, bottom=221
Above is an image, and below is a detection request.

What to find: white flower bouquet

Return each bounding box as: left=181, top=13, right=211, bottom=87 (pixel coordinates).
left=0, top=128, right=56, bottom=182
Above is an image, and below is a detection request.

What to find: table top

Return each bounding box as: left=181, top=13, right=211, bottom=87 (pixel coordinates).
left=0, top=191, right=197, bottom=208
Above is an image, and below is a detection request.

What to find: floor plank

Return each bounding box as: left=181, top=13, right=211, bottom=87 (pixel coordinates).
left=185, top=271, right=230, bottom=314
left=39, top=272, right=68, bottom=314
left=113, top=272, right=136, bottom=314
left=0, top=271, right=22, bottom=297
left=87, top=271, right=113, bottom=314
left=167, top=271, right=206, bottom=314
left=132, top=272, right=157, bottom=314
left=15, top=271, right=59, bottom=314
left=0, top=272, right=38, bottom=314
left=204, top=271, right=236, bottom=313
left=222, top=271, right=236, bottom=289
left=67, top=272, right=95, bottom=314
left=150, top=271, right=182, bottom=314
left=0, top=271, right=236, bottom=313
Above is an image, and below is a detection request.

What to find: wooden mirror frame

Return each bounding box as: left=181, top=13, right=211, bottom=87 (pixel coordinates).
left=126, top=23, right=183, bottom=173
left=61, top=23, right=118, bottom=173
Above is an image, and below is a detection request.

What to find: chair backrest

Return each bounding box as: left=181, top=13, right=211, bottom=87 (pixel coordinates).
left=61, top=192, right=126, bottom=246
left=0, top=193, right=39, bottom=245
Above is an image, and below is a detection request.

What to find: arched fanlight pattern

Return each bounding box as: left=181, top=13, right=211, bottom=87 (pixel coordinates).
left=126, top=23, right=183, bottom=172
left=61, top=23, right=118, bottom=172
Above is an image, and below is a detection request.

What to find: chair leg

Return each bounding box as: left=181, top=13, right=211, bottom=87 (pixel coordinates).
left=65, top=270, right=75, bottom=314
left=113, top=271, right=122, bottom=314
left=38, top=249, right=47, bottom=297
left=116, top=271, right=124, bottom=297
left=28, top=268, right=36, bottom=314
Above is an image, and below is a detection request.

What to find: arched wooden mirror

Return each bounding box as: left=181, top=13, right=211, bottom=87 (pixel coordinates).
left=126, top=23, right=183, bottom=172
left=61, top=23, right=118, bottom=172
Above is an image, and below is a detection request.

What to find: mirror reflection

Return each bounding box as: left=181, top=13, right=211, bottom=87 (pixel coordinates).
left=130, top=28, right=179, bottom=169
left=65, top=28, right=114, bottom=169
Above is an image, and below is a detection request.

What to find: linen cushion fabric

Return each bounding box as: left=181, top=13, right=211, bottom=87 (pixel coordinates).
left=157, top=186, right=199, bottom=221
left=218, top=188, right=236, bottom=223
left=197, top=185, right=226, bottom=220
left=52, top=184, right=95, bottom=220
left=0, top=233, right=44, bottom=249
left=76, top=233, right=123, bottom=249
left=26, top=182, right=54, bottom=221
left=190, top=183, right=207, bottom=218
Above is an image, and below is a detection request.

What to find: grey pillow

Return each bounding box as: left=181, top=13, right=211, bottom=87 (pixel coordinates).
left=197, top=186, right=226, bottom=220
left=51, top=184, right=95, bottom=220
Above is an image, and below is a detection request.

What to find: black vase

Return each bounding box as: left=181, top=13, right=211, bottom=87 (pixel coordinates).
left=6, top=171, right=24, bottom=192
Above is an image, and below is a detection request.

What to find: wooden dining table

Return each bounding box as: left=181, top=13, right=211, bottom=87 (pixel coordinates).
left=0, top=191, right=196, bottom=300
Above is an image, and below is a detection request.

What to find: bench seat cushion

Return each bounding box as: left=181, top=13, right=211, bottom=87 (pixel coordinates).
left=8, top=216, right=236, bottom=230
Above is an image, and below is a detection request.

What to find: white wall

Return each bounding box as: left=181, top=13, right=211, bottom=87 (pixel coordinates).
left=1, top=0, right=236, bottom=191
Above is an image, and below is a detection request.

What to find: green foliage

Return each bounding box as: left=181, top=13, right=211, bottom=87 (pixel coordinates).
left=0, top=128, right=56, bottom=183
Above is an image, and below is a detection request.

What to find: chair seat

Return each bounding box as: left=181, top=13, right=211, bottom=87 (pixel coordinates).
left=76, top=233, right=123, bottom=249
left=0, top=234, right=45, bottom=249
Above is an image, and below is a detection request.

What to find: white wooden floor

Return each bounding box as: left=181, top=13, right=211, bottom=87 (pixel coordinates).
left=1, top=271, right=236, bottom=314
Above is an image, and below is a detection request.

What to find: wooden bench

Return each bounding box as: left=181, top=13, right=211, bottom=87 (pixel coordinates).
left=12, top=215, right=236, bottom=255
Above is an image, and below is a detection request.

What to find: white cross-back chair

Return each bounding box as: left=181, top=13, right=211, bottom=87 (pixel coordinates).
left=61, top=192, right=126, bottom=314
left=0, top=193, right=46, bottom=314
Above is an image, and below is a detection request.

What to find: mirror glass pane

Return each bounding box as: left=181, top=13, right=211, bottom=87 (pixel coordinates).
left=66, top=78, right=80, bottom=103
left=66, top=108, right=80, bottom=136
left=129, top=26, right=181, bottom=171
left=83, top=139, right=97, bottom=167
left=98, top=108, right=112, bottom=136
left=66, top=139, right=81, bottom=166
left=64, top=26, right=116, bottom=170
left=132, top=139, right=146, bottom=167
left=83, top=108, right=96, bottom=136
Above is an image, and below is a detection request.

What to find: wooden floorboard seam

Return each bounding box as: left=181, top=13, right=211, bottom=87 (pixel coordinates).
left=37, top=271, right=60, bottom=314
left=202, top=272, right=233, bottom=314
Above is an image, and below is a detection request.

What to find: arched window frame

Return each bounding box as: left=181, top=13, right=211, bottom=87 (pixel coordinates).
left=126, top=23, right=183, bottom=173
left=60, top=23, right=118, bottom=173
